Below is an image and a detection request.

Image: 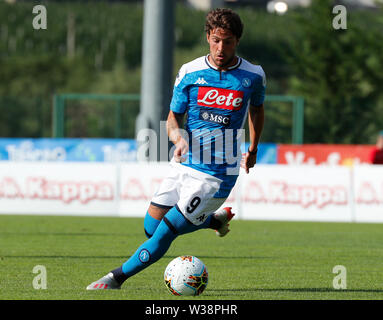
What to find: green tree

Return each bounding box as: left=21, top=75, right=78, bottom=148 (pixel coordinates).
left=286, top=0, right=383, bottom=143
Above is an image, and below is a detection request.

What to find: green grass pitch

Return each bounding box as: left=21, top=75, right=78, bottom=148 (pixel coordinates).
left=1, top=214, right=383, bottom=300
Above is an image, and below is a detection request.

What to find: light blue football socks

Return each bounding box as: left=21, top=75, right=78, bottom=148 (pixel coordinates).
left=111, top=206, right=217, bottom=284
left=144, top=211, right=161, bottom=238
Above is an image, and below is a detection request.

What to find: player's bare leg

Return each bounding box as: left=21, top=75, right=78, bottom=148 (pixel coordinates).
left=147, top=204, right=169, bottom=220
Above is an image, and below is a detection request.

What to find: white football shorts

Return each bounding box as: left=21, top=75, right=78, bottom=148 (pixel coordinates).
left=151, top=160, right=227, bottom=225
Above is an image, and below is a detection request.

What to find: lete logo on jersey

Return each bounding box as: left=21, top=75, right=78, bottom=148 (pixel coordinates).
left=197, top=87, right=244, bottom=111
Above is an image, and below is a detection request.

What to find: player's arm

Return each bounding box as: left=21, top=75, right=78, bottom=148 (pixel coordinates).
left=166, top=110, right=188, bottom=162
left=241, top=104, right=264, bottom=174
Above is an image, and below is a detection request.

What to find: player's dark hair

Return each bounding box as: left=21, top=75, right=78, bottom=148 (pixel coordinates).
left=205, top=8, right=244, bottom=40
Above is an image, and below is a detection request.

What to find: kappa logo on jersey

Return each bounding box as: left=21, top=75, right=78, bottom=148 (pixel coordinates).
left=194, top=77, right=208, bottom=85
left=197, top=87, right=244, bottom=110
left=199, top=109, right=231, bottom=126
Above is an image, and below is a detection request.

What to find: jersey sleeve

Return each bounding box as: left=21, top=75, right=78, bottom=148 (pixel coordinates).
left=170, top=65, right=189, bottom=114
left=250, top=67, right=266, bottom=107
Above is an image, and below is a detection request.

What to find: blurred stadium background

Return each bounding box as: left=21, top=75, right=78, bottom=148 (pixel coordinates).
left=0, top=0, right=383, bottom=221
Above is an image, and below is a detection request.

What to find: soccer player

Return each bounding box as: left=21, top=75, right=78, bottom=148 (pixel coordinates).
left=86, top=8, right=266, bottom=290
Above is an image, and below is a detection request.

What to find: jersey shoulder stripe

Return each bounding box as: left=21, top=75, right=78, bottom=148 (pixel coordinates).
left=174, top=56, right=209, bottom=86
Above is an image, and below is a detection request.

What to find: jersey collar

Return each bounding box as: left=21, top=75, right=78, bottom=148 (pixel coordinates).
left=205, top=54, right=242, bottom=71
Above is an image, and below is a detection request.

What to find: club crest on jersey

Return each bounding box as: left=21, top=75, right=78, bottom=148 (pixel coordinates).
left=242, top=78, right=251, bottom=88
left=199, top=109, right=231, bottom=126
left=197, top=87, right=244, bottom=111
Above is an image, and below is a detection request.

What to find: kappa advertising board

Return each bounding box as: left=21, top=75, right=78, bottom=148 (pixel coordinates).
left=1, top=161, right=383, bottom=222
left=278, top=144, right=375, bottom=166
left=0, top=162, right=118, bottom=216
left=236, top=165, right=353, bottom=222
left=353, top=165, right=383, bottom=223
left=118, top=163, right=172, bottom=217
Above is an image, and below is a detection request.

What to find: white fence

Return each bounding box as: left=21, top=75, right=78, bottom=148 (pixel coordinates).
left=0, top=162, right=382, bottom=223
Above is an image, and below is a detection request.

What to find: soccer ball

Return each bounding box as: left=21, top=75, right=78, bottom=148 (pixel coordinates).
left=164, top=255, right=208, bottom=296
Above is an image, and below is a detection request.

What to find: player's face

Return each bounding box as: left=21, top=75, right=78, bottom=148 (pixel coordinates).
left=207, top=28, right=239, bottom=70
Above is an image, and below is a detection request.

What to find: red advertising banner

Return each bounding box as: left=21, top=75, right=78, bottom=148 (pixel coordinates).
left=278, top=144, right=375, bottom=166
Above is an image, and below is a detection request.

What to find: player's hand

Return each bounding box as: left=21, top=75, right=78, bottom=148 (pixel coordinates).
left=240, top=151, right=257, bottom=174
left=173, top=137, right=189, bottom=163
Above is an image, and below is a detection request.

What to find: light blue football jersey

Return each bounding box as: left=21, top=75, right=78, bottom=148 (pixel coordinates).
left=170, top=55, right=266, bottom=198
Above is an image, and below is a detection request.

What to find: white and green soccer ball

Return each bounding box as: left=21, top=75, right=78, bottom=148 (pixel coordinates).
left=164, top=255, right=208, bottom=296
